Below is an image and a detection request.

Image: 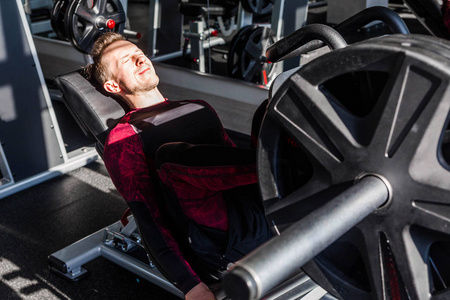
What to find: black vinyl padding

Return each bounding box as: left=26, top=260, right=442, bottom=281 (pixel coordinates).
left=55, top=70, right=127, bottom=156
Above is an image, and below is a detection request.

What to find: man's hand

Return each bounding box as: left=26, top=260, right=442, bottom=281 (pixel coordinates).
left=185, top=282, right=217, bottom=300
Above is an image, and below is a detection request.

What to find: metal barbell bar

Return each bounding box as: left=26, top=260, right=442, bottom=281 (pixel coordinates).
left=223, top=175, right=390, bottom=300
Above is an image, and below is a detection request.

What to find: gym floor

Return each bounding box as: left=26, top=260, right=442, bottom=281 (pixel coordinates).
left=0, top=1, right=433, bottom=299
left=0, top=160, right=181, bottom=299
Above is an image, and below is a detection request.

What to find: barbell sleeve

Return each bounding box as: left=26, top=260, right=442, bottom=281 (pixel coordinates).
left=223, top=175, right=389, bottom=300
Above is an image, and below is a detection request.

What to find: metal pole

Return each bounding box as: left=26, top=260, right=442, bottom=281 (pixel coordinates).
left=223, top=176, right=389, bottom=300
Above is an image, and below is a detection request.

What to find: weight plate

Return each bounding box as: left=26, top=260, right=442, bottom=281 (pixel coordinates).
left=240, top=0, right=274, bottom=15
left=258, top=34, right=450, bottom=300
left=227, top=26, right=276, bottom=85
left=65, top=0, right=126, bottom=54
left=240, top=26, right=275, bottom=85
left=51, top=0, right=71, bottom=40
left=227, top=25, right=256, bottom=80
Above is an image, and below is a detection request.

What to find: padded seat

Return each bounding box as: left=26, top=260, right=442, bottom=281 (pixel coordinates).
left=55, top=70, right=128, bottom=157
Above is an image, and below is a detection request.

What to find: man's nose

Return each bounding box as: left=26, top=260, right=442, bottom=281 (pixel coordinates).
left=136, top=56, right=145, bottom=66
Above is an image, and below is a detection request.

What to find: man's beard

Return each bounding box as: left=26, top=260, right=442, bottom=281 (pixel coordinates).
left=119, top=75, right=159, bottom=95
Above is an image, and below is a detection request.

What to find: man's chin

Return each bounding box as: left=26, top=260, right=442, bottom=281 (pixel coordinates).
left=130, top=83, right=159, bottom=94
left=145, top=78, right=159, bottom=90
left=145, top=81, right=159, bottom=91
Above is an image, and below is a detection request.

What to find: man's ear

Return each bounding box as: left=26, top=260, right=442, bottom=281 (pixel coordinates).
left=103, top=80, right=121, bottom=94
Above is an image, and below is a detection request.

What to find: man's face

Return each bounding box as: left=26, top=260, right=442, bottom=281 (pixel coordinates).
left=102, top=40, right=159, bottom=94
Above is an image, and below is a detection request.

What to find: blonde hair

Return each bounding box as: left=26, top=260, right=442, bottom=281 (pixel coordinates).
left=84, top=32, right=126, bottom=85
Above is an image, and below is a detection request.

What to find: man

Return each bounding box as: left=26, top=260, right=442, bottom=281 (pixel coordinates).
left=86, top=32, right=272, bottom=300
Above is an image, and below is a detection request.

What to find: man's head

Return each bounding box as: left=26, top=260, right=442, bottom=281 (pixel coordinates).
left=88, top=32, right=159, bottom=99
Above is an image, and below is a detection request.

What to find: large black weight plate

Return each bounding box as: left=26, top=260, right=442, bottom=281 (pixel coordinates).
left=240, top=0, right=274, bottom=15
left=65, top=0, right=126, bottom=54
left=240, top=26, right=275, bottom=85
left=227, top=25, right=255, bottom=80
left=51, top=0, right=71, bottom=40
left=258, top=34, right=450, bottom=300
left=227, top=26, right=276, bottom=85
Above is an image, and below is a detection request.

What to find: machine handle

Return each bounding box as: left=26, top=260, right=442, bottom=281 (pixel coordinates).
left=265, top=24, right=347, bottom=63
left=267, top=6, right=410, bottom=62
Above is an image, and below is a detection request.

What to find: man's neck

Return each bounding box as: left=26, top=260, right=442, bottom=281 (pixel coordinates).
left=122, top=88, right=166, bottom=109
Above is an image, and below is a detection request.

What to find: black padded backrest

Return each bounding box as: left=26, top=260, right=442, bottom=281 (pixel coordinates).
left=55, top=70, right=127, bottom=156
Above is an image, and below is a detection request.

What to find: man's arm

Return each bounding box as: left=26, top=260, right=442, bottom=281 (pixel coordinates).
left=103, top=122, right=202, bottom=294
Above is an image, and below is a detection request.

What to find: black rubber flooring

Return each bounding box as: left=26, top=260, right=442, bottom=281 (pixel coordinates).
left=0, top=160, right=181, bottom=299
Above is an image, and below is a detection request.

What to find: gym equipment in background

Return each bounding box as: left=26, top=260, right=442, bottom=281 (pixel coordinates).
left=0, top=0, right=98, bottom=200
left=51, top=0, right=127, bottom=53
left=227, top=25, right=276, bottom=85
